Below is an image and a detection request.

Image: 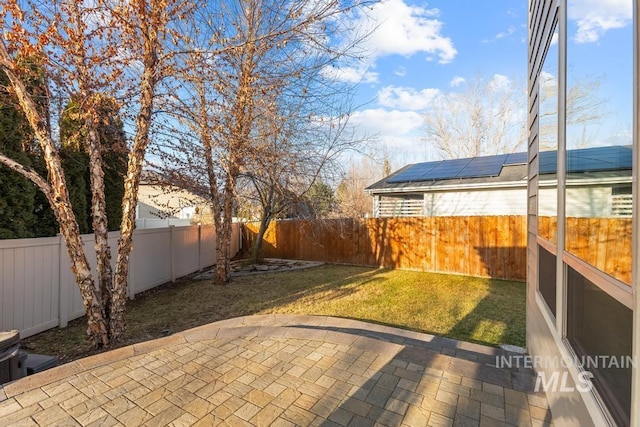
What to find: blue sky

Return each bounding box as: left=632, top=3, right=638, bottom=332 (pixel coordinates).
left=340, top=0, right=529, bottom=165
left=337, top=0, right=633, bottom=167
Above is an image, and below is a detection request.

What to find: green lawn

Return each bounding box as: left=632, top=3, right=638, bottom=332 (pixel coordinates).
left=22, top=264, right=526, bottom=363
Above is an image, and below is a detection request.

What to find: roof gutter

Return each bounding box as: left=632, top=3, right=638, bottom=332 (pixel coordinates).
left=364, top=175, right=633, bottom=195
left=364, top=179, right=527, bottom=194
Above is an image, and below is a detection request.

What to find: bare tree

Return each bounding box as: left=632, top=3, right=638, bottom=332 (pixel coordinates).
left=336, top=155, right=392, bottom=218
left=539, top=73, right=608, bottom=150
left=239, top=96, right=359, bottom=262
left=152, top=0, right=370, bottom=283
left=0, top=0, right=188, bottom=346
left=424, top=75, right=527, bottom=159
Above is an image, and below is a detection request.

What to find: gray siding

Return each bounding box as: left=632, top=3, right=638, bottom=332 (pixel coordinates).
left=528, top=1, right=597, bottom=425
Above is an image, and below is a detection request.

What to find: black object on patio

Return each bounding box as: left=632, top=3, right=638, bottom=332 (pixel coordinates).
left=0, top=330, right=21, bottom=384
left=23, top=353, right=59, bottom=375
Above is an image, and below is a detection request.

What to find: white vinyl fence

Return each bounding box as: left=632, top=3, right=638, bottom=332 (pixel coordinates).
left=0, top=223, right=240, bottom=338
left=135, top=218, right=192, bottom=229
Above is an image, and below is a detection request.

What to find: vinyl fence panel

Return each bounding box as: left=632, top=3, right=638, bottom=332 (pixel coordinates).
left=128, top=228, right=173, bottom=295
left=200, top=225, right=216, bottom=268
left=0, top=236, right=60, bottom=338
left=0, top=223, right=238, bottom=338
left=173, top=226, right=200, bottom=279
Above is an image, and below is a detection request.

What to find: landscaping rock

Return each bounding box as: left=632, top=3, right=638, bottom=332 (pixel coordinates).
left=193, top=258, right=324, bottom=280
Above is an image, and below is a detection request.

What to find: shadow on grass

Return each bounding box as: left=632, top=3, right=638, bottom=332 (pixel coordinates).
left=20, top=265, right=384, bottom=362
left=21, top=265, right=526, bottom=364
left=446, top=278, right=526, bottom=348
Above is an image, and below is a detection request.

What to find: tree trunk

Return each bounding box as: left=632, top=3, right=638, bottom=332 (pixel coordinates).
left=111, top=13, right=159, bottom=341
left=85, top=122, right=113, bottom=329
left=214, top=173, right=237, bottom=285
left=0, top=43, right=109, bottom=347
left=68, top=0, right=114, bottom=337
left=214, top=224, right=230, bottom=285
left=111, top=107, right=154, bottom=341
left=251, top=205, right=273, bottom=264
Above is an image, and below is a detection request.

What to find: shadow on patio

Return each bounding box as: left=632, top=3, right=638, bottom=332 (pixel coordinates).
left=0, top=315, right=553, bottom=426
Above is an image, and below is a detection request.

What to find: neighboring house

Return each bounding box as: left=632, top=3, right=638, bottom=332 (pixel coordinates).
left=136, top=171, right=212, bottom=228
left=528, top=1, right=636, bottom=426
left=365, top=146, right=632, bottom=218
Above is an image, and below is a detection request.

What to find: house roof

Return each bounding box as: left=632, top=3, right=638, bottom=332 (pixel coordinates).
left=366, top=146, right=632, bottom=194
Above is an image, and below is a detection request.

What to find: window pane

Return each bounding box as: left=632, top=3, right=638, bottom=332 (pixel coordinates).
left=538, top=245, right=556, bottom=316
left=566, top=266, right=632, bottom=426
left=538, top=24, right=558, bottom=244
left=565, top=0, right=633, bottom=285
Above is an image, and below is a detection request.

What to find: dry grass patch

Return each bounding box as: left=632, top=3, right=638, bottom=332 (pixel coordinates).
left=22, top=264, right=525, bottom=363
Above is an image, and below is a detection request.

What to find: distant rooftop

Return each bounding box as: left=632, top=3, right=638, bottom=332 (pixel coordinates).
left=366, top=145, right=632, bottom=193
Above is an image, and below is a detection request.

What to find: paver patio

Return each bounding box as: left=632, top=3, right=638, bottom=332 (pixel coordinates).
left=0, top=315, right=553, bottom=426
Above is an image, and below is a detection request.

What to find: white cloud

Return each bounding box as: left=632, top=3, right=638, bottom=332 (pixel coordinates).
left=488, top=74, right=511, bottom=92
left=377, top=86, right=440, bottom=110
left=394, top=66, right=407, bottom=77
left=350, top=108, right=424, bottom=136
left=539, top=70, right=556, bottom=84
left=321, top=65, right=379, bottom=84
left=361, top=0, right=457, bottom=63
left=495, top=26, right=516, bottom=39
left=325, top=0, right=456, bottom=83
left=550, top=31, right=559, bottom=46
left=450, top=76, right=466, bottom=87
left=569, top=0, right=632, bottom=43
left=483, top=23, right=520, bottom=44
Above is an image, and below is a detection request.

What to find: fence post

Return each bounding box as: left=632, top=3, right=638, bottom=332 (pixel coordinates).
left=58, top=234, right=69, bottom=328
left=198, top=224, right=202, bottom=271
left=170, top=225, right=176, bottom=282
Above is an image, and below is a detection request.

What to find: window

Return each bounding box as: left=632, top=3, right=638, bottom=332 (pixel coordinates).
left=537, top=17, right=559, bottom=315
left=538, top=245, right=557, bottom=316
left=566, top=266, right=632, bottom=426
left=559, top=0, right=634, bottom=423
left=564, top=0, right=633, bottom=286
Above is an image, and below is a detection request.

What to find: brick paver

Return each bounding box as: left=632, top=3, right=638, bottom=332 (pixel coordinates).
left=0, top=315, right=554, bottom=426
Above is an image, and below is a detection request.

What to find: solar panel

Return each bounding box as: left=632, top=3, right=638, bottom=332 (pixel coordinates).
left=385, top=146, right=631, bottom=184
left=387, top=154, right=507, bottom=183
left=539, top=150, right=557, bottom=174
left=538, top=146, right=632, bottom=175
left=566, top=145, right=632, bottom=173
left=457, top=154, right=506, bottom=178
left=387, top=161, right=441, bottom=183
left=425, top=158, right=473, bottom=180
left=504, top=152, right=528, bottom=165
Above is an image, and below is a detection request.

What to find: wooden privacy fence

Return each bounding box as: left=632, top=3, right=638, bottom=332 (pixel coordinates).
left=0, top=223, right=241, bottom=338
left=565, top=217, right=632, bottom=285
left=243, top=216, right=528, bottom=281
left=539, top=216, right=632, bottom=285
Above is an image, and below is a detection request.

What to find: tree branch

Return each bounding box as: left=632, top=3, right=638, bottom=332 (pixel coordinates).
left=0, top=153, right=53, bottom=200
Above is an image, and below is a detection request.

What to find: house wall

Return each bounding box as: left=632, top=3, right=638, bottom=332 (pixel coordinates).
left=528, top=0, right=636, bottom=425
left=539, top=186, right=612, bottom=217
left=424, top=188, right=527, bottom=216
left=527, top=0, right=599, bottom=425
left=374, top=185, right=612, bottom=218
left=565, top=186, right=611, bottom=218
left=137, top=184, right=208, bottom=220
